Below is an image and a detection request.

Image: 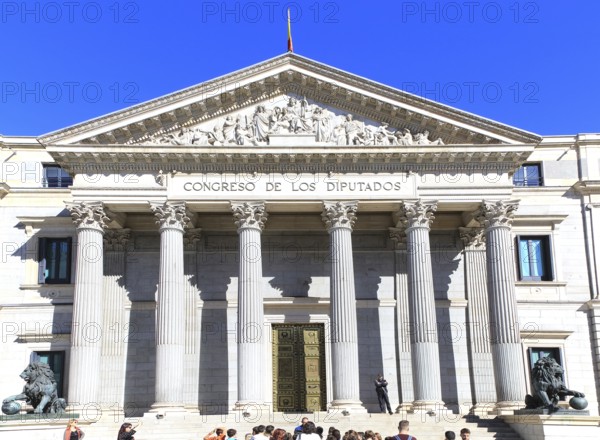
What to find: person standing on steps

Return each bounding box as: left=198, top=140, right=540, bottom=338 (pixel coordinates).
left=459, top=428, right=470, bottom=440
left=64, top=419, right=84, bottom=440
left=374, top=374, right=393, bottom=415
left=117, top=421, right=140, bottom=440
left=392, top=420, right=416, bottom=440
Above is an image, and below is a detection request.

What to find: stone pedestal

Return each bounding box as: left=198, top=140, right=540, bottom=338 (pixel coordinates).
left=501, top=413, right=600, bottom=440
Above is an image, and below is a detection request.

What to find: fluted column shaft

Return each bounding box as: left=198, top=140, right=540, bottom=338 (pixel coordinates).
left=476, top=200, right=526, bottom=407
left=395, top=200, right=444, bottom=410
left=100, top=229, right=130, bottom=410
left=459, top=228, right=497, bottom=405
left=67, top=202, right=109, bottom=407
left=184, top=229, right=202, bottom=409
left=232, top=202, right=268, bottom=406
left=150, top=202, right=190, bottom=410
left=389, top=228, right=414, bottom=410
left=322, top=201, right=363, bottom=410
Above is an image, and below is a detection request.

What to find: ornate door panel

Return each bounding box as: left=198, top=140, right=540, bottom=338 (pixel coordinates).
left=273, top=324, right=326, bottom=412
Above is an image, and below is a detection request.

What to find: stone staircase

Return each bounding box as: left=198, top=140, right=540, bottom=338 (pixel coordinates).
left=2, top=412, right=522, bottom=440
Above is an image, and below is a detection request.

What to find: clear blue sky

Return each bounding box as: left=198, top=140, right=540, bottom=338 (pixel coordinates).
left=0, top=0, right=598, bottom=137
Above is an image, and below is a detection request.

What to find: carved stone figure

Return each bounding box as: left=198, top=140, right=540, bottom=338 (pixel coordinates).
left=525, top=356, right=585, bottom=411
left=395, top=128, right=414, bottom=146
left=222, top=115, right=237, bottom=144
left=253, top=105, right=271, bottom=141
left=137, top=95, right=452, bottom=147
left=286, top=97, right=313, bottom=133
left=312, top=107, right=332, bottom=142
left=414, top=130, right=445, bottom=145
left=342, top=114, right=364, bottom=145
left=2, top=362, right=67, bottom=414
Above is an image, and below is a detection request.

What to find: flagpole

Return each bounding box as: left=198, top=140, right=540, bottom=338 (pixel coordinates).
left=287, top=8, right=293, bottom=52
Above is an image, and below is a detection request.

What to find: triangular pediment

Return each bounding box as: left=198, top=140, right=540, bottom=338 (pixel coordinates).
left=38, top=53, right=541, bottom=147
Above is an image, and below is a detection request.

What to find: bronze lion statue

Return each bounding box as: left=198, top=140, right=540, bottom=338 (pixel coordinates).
left=525, top=356, right=584, bottom=411
left=2, top=362, right=66, bottom=414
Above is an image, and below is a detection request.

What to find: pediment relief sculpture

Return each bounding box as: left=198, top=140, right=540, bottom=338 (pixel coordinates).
left=139, top=96, right=446, bottom=147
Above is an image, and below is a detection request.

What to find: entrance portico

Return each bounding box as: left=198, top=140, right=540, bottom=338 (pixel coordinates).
left=38, top=53, right=542, bottom=415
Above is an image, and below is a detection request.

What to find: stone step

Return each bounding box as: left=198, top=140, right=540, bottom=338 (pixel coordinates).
left=70, top=414, right=523, bottom=440
left=0, top=413, right=524, bottom=440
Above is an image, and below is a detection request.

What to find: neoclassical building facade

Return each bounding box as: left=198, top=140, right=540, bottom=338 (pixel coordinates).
left=1, top=53, right=600, bottom=420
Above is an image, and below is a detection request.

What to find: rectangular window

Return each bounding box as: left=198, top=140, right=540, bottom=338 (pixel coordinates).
left=527, top=347, right=563, bottom=385
left=38, top=237, right=72, bottom=284
left=517, top=236, right=553, bottom=281
left=513, top=163, right=543, bottom=186
left=31, top=351, right=65, bottom=398
left=42, top=165, right=73, bottom=188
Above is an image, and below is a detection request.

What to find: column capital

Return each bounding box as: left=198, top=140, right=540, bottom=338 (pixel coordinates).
left=475, top=200, right=519, bottom=230
left=184, top=228, right=203, bottom=251
left=388, top=227, right=407, bottom=250
left=394, top=200, right=437, bottom=230
left=67, top=201, right=110, bottom=232
left=322, top=201, right=358, bottom=232
left=103, top=228, right=131, bottom=252
left=459, top=227, right=486, bottom=248
left=150, top=201, right=190, bottom=232
left=231, top=201, right=268, bottom=232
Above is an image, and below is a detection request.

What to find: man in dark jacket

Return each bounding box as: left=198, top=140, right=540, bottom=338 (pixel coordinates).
left=374, top=374, right=393, bottom=414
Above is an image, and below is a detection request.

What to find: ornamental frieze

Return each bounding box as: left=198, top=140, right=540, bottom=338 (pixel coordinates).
left=139, top=95, right=446, bottom=147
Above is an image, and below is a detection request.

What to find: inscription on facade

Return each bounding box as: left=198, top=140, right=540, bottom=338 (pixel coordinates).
left=170, top=173, right=416, bottom=200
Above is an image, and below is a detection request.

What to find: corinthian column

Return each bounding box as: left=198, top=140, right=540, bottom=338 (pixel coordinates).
left=322, top=201, right=364, bottom=412
left=475, top=200, right=526, bottom=409
left=67, top=201, right=110, bottom=407
left=395, top=200, right=444, bottom=410
left=149, top=201, right=190, bottom=411
left=231, top=201, right=268, bottom=408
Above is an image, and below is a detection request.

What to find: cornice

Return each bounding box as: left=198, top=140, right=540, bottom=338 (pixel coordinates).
left=47, top=143, right=534, bottom=174
left=0, top=183, right=10, bottom=199
left=37, top=53, right=541, bottom=146
left=574, top=180, right=600, bottom=195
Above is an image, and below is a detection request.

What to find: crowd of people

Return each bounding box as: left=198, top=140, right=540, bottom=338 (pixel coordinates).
left=202, top=419, right=474, bottom=440
left=63, top=415, right=473, bottom=440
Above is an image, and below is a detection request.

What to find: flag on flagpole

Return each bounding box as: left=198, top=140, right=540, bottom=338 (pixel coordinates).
left=287, top=8, right=293, bottom=52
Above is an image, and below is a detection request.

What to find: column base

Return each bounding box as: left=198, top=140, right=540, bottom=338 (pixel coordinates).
left=329, top=400, right=367, bottom=415
left=490, top=400, right=526, bottom=415
left=395, top=402, right=414, bottom=415
left=149, top=403, right=188, bottom=415
left=232, top=401, right=270, bottom=418
left=409, top=400, right=447, bottom=413
left=468, top=403, right=498, bottom=416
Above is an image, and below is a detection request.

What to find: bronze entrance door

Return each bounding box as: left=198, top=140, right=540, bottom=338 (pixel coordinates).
left=272, top=324, right=326, bottom=412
